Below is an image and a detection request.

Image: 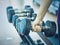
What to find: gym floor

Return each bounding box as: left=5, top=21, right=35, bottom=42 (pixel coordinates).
left=0, top=0, right=57, bottom=45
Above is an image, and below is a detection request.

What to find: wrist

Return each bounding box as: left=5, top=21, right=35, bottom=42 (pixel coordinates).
left=35, top=18, right=42, bottom=23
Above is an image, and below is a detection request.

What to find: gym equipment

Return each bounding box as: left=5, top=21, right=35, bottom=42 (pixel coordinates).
left=6, top=5, right=34, bottom=23
left=22, top=5, right=34, bottom=17
left=6, top=6, right=15, bottom=23
left=24, top=5, right=34, bottom=13
left=16, top=18, right=56, bottom=37
left=6, top=6, right=56, bottom=37
left=17, top=18, right=31, bottom=35
left=31, top=13, right=37, bottom=21
left=12, top=13, right=37, bottom=29
left=6, top=5, right=57, bottom=45
left=12, top=12, right=36, bottom=27
left=43, top=20, right=56, bottom=37
left=12, top=13, right=27, bottom=27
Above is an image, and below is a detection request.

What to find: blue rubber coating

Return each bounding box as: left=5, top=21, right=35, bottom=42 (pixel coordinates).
left=6, top=6, right=15, bottom=23
left=16, top=18, right=21, bottom=30
left=18, top=18, right=31, bottom=35
left=12, top=15, right=18, bottom=27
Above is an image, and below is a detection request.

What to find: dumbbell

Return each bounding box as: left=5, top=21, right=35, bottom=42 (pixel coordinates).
left=15, top=18, right=21, bottom=31
left=23, top=5, right=34, bottom=17
left=12, top=13, right=28, bottom=27
left=6, top=6, right=27, bottom=24
left=42, top=20, right=56, bottom=37
left=6, top=5, right=34, bottom=23
left=24, top=5, right=34, bottom=13
left=31, top=13, right=37, bottom=21
left=6, top=6, right=15, bottom=23
left=17, top=18, right=56, bottom=37
left=12, top=12, right=37, bottom=27
left=16, top=18, right=31, bottom=35
left=6, top=6, right=23, bottom=23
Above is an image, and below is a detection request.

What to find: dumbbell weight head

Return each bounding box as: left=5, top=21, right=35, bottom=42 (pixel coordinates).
left=31, top=13, right=37, bottom=21
left=16, top=17, right=28, bottom=31
left=7, top=6, right=13, bottom=13
left=24, top=5, right=31, bottom=9
left=43, top=20, right=56, bottom=37
left=16, top=18, right=21, bottom=31
left=12, top=13, right=28, bottom=27
left=25, top=7, right=34, bottom=15
left=6, top=6, right=15, bottom=23
left=17, top=18, right=31, bottom=35
left=15, top=16, right=28, bottom=29
left=12, top=13, right=22, bottom=27
left=24, top=5, right=34, bottom=13
left=12, top=14, right=18, bottom=27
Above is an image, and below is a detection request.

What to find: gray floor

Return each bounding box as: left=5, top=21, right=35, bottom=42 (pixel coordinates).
left=0, top=0, right=57, bottom=45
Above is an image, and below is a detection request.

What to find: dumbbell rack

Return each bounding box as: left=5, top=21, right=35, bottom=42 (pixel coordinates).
left=20, top=34, right=36, bottom=45
left=19, top=32, right=53, bottom=45
left=6, top=5, right=56, bottom=45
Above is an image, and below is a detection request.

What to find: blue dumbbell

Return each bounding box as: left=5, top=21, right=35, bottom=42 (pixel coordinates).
left=16, top=18, right=21, bottom=31
left=12, top=13, right=27, bottom=27
left=17, top=18, right=31, bottom=35
left=6, top=6, right=56, bottom=36
left=6, top=6, right=15, bottom=23
left=12, top=14, right=18, bottom=27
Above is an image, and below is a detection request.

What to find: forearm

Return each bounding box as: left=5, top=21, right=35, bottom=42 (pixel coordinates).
left=36, top=0, right=52, bottom=22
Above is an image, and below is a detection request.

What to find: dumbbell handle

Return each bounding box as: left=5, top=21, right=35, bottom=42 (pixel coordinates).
left=41, top=26, right=50, bottom=32
left=42, top=26, right=50, bottom=30
left=31, top=23, right=50, bottom=32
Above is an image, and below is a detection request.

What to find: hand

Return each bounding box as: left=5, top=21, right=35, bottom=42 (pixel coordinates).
left=32, top=18, right=42, bottom=32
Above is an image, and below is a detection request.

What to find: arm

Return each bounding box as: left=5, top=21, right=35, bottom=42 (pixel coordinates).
left=32, top=0, right=52, bottom=32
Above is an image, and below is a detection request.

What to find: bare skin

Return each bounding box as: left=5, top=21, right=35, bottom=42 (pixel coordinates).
left=32, top=0, right=52, bottom=32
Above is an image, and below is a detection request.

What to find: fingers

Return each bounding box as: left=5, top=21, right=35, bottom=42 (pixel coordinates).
left=35, top=25, right=42, bottom=32
left=32, top=24, right=42, bottom=32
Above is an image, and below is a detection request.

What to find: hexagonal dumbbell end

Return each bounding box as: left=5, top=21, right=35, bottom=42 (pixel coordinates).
left=24, top=5, right=31, bottom=9
left=24, top=5, right=34, bottom=14
left=16, top=18, right=21, bottom=31
left=43, top=20, right=56, bottom=37
left=6, top=6, right=15, bottom=23
left=31, top=13, right=37, bottom=21
left=18, top=18, right=31, bottom=35
left=27, top=7, right=34, bottom=14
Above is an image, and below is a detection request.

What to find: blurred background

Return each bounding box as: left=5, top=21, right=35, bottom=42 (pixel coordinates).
left=0, top=0, right=60, bottom=45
